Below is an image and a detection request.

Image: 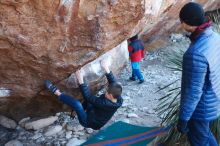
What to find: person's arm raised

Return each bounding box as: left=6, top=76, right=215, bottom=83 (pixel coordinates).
left=101, top=60, right=116, bottom=84
left=76, top=69, right=92, bottom=100
left=75, top=70, right=84, bottom=85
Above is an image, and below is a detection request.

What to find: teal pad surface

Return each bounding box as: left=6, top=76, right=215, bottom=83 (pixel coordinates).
left=82, top=121, right=168, bottom=146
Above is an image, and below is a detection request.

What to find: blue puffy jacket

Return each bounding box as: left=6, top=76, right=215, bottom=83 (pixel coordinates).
left=180, top=27, right=220, bottom=121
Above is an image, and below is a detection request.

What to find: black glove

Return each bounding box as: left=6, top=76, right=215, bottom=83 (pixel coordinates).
left=177, top=119, right=189, bottom=134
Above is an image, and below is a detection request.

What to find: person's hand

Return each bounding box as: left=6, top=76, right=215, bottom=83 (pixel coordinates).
left=176, top=119, right=189, bottom=134
left=101, top=60, right=110, bottom=74
left=75, top=69, right=84, bottom=84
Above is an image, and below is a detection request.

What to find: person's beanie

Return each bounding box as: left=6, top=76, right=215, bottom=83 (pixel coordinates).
left=179, top=2, right=205, bottom=26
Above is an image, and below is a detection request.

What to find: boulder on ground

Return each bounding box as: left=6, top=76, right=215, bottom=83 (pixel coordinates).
left=4, top=140, right=23, bottom=146
left=24, top=116, right=58, bottom=130
left=44, top=125, right=63, bottom=136
left=0, top=115, right=17, bottom=129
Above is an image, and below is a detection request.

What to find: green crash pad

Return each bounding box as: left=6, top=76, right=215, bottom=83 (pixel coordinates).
left=82, top=121, right=169, bottom=146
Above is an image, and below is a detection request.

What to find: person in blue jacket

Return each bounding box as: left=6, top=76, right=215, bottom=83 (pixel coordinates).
left=177, top=2, right=220, bottom=146
left=44, top=61, right=123, bottom=130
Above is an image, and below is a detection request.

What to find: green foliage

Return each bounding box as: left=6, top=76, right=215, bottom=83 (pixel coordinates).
left=157, top=12, right=220, bottom=145
left=156, top=48, right=186, bottom=145
left=212, top=11, right=220, bottom=33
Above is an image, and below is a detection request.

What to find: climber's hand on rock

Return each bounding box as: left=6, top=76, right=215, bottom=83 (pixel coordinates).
left=101, top=60, right=110, bottom=74
left=76, top=69, right=84, bottom=84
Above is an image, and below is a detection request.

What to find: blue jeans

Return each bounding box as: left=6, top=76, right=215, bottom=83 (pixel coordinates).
left=58, top=93, right=88, bottom=127
left=131, top=62, right=144, bottom=80
left=187, top=119, right=218, bottom=146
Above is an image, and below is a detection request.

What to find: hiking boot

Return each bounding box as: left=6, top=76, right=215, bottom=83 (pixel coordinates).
left=139, top=80, right=144, bottom=84
left=44, top=80, right=58, bottom=94
left=129, top=77, right=137, bottom=81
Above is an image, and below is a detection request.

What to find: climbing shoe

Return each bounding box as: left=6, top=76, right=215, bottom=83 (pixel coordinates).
left=139, top=80, right=144, bottom=84
left=129, top=77, right=137, bottom=81
left=44, top=80, right=58, bottom=94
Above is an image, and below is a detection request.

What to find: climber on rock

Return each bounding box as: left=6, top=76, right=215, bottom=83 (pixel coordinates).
left=44, top=61, right=123, bottom=130
left=128, top=34, right=145, bottom=84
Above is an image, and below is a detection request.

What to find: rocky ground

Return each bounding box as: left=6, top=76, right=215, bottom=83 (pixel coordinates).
left=0, top=34, right=189, bottom=146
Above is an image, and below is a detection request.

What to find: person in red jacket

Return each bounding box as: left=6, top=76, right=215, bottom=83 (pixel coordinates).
left=128, top=35, right=145, bottom=84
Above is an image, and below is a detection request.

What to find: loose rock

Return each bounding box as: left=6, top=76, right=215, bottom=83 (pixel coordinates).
left=44, top=125, right=62, bottom=137
left=24, top=116, right=58, bottom=130
left=66, top=138, right=86, bottom=146
left=73, top=131, right=85, bottom=136
left=73, top=125, right=84, bottom=132
left=66, top=124, right=74, bottom=131
left=18, top=117, right=30, bottom=127
left=117, top=118, right=130, bottom=123
left=4, top=140, right=23, bottom=146
left=65, top=131, right=72, bottom=139
left=0, top=115, right=17, bottom=129
left=31, top=133, right=42, bottom=140
left=127, top=113, right=139, bottom=118
left=86, top=128, right=94, bottom=134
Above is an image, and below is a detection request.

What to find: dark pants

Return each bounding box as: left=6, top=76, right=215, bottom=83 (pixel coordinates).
left=187, top=119, right=218, bottom=146
left=58, top=93, right=89, bottom=127
left=82, top=100, right=93, bottom=112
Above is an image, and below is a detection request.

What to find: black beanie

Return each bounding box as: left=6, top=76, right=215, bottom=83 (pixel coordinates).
left=179, top=2, right=205, bottom=26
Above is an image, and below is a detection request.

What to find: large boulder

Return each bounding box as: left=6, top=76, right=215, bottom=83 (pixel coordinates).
left=0, top=0, right=219, bottom=121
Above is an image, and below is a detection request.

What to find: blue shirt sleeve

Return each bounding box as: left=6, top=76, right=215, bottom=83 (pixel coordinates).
left=105, top=71, right=116, bottom=84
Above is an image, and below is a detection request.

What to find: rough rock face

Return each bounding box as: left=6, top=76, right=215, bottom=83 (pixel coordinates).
left=0, top=0, right=219, bottom=121
left=141, top=0, right=220, bottom=50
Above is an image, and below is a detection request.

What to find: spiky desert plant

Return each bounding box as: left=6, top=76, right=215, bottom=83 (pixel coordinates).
left=212, top=10, right=220, bottom=33
left=157, top=12, right=220, bottom=146
left=156, top=47, right=189, bottom=146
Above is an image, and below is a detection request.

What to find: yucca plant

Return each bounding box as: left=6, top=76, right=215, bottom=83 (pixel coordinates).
left=156, top=47, right=188, bottom=146
left=211, top=10, right=220, bottom=33
left=157, top=12, right=220, bottom=146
